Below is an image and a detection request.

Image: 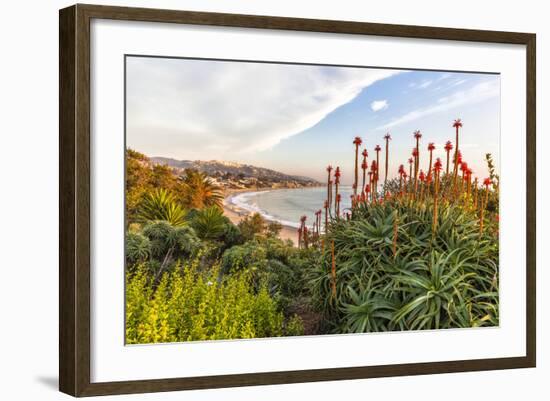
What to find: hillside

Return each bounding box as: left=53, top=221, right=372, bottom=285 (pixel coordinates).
left=150, top=157, right=321, bottom=190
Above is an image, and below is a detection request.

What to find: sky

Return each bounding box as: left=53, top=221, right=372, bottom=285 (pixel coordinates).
left=126, top=56, right=500, bottom=184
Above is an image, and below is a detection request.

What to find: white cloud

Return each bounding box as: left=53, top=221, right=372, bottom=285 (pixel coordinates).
left=126, top=57, right=399, bottom=159
left=377, top=79, right=499, bottom=130
left=418, top=80, right=433, bottom=89
left=370, top=100, right=389, bottom=112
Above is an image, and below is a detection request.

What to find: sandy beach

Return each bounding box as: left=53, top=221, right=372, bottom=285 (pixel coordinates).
left=223, top=189, right=298, bottom=246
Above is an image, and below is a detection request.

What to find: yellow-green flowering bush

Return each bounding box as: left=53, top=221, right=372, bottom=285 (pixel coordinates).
left=126, top=256, right=284, bottom=344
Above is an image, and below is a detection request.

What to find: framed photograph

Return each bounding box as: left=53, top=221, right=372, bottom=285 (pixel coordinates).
left=59, top=4, right=536, bottom=397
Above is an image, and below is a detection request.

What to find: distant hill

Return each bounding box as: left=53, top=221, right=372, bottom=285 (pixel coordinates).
left=150, top=157, right=321, bottom=189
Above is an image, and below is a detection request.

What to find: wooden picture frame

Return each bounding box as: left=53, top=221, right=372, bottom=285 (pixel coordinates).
left=59, top=3, right=536, bottom=397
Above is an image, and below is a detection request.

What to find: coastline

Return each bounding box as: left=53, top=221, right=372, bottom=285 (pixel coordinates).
left=222, top=188, right=298, bottom=246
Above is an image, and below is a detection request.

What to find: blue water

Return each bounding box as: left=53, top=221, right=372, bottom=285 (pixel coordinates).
left=229, top=186, right=353, bottom=229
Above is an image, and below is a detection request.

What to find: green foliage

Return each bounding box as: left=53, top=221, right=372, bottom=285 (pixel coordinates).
left=309, top=199, right=499, bottom=333
left=126, top=221, right=201, bottom=275
left=221, top=241, right=268, bottom=273
left=284, top=314, right=305, bottom=336
left=125, top=258, right=284, bottom=343
left=190, top=206, right=229, bottom=240
left=238, top=213, right=267, bottom=241
left=138, top=189, right=187, bottom=227
left=126, top=232, right=151, bottom=265
left=266, top=221, right=283, bottom=238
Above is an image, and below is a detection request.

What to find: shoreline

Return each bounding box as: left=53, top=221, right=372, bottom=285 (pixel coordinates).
left=222, top=188, right=298, bottom=245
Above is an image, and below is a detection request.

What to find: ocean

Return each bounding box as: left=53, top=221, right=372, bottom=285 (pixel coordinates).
left=228, top=186, right=354, bottom=229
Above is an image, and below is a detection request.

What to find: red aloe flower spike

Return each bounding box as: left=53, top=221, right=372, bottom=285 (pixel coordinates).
left=434, top=157, right=443, bottom=172
left=460, top=162, right=468, bottom=193
left=473, top=177, right=479, bottom=209
left=361, top=155, right=368, bottom=193
left=432, top=158, right=443, bottom=235
left=466, top=168, right=473, bottom=195
left=326, top=165, right=333, bottom=216
left=452, top=118, right=463, bottom=192
left=444, top=140, right=453, bottom=175
left=334, top=167, right=341, bottom=217
left=480, top=177, right=492, bottom=235
left=323, top=200, right=329, bottom=233
left=398, top=164, right=405, bottom=196
left=427, top=142, right=436, bottom=181
left=353, top=137, right=363, bottom=196
left=413, top=130, right=422, bottom=181
left=384, top=133, right=391, bottom=186
left=374, top=145, right=381, bottom=182
left=418, top=170, right=426, bottom=200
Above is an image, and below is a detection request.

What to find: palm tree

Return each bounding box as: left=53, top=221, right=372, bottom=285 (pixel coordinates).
left=444, top=141, right=453, bottom=175
left=452, top=119, right=463, bottom=188
left=182, top=169, right=223, bottom=209
left=190, top=206, right=228, bottom=240
left=138, top=188, right=187, bottom=226
left=353, top=137, right=363, bottom=196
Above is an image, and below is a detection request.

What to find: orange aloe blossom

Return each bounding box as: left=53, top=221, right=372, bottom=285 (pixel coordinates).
left=384, top=133, right=391, bottom=186
left=444, top=140, right=453, bottom=175
left=353, top=137, right=363, bottom=196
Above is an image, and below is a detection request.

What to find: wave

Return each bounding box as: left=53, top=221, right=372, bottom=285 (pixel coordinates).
left=229, top=191, right=302, bottom=229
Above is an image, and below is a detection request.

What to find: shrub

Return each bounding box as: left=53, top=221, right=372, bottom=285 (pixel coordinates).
left=309, top=198, right=499, bottom=333
left=125, top=258, right=284, bottom=343
left=126, top=221, right=202, bottom=275
left=238, top=213, right=267, bottom=241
